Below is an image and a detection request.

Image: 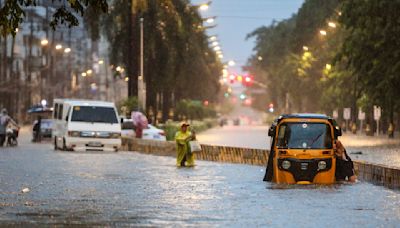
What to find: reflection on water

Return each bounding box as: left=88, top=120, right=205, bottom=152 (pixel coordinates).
left=1, top=148, right=400, bottom=226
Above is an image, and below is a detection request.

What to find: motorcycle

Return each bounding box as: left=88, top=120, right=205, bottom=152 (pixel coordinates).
left=6, top=128, right=18, bottom=146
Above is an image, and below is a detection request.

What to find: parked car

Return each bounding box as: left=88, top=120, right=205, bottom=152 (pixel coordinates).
left=121, top=119, right=166, bottom=141
left=143, top=124, right=167, bottom=141
left=121, top=119, right=136, bottom=138
left=32, top=119, right=53, bottom=140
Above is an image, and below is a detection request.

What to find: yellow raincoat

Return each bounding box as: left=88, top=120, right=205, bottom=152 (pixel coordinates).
left=175, top=130, right=194, bottom=167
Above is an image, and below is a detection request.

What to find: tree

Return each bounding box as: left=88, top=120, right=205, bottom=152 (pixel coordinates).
left=338, top=0, right=400, bottom=125
left=0, top=0, right=108, bottom=36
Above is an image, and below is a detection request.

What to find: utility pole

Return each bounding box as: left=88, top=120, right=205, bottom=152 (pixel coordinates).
left=138, top=17, right=146, bottom=111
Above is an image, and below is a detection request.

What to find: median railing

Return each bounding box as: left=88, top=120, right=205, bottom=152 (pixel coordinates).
left=122, top=138, right=400, bottom=189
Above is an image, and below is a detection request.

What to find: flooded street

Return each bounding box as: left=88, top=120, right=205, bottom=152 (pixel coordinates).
left=1, top=141, right=400, bottom=226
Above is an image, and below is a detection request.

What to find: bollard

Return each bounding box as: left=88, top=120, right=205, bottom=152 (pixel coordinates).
left=388, top=123, right=394, bottom=138
left=365, top=124, right=373, bottom=136
left=351, top=123, right=357, bottom=134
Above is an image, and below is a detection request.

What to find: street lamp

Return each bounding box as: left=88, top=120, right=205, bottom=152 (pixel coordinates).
left=325, top=64, right=332, bottom=70
left=228, top=60, right=235, bottom=66
left=211, top=41, right=219, bottom=46
left=55, top=44, right=63, bottom=50
left=302, top=46, right=309, bottom=51
left=328, top=22, right=336, bottom=28
left=64, top=48, right=71, bottom=53
left=41, top=39, right=49, bottom=46
left=319, top=30, right=327, bottom=36
left=81, top=72, right=87, bottom=77
left=199, top=3, right=209, bottom=11
left=213, top=46, right=221, bottom=51
left=208, top=36, right=217, bottom=42
left=204, top=17, right=216, bottom=24
left=86, top=69, right=93, bottom=75
left=257, top=56, right=263, bottom=61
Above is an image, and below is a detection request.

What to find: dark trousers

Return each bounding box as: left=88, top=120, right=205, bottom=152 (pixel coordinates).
left=0, top=134, right=5, bottom=146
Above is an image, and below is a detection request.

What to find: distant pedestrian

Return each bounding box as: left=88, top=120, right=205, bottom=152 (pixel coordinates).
left=0, top=109, right=18, bottom=147
left=175, top=122, right=195, bottom=167
left=334, top=140, right=356, bottom=182
left=33, top=116, right=42, bottom=142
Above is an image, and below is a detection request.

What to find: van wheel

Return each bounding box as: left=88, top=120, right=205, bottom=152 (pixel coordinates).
left=54, top=137, right=58, bottom=150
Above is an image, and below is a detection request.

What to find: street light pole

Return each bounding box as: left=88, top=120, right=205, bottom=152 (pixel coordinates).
left=138, top=17, right=146, bottom=111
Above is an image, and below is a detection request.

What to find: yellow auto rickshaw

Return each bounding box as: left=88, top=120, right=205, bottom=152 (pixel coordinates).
left=264, top=114, right=342, bottom=184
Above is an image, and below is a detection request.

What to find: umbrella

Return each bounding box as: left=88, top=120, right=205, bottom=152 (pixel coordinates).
left=27, top=105, right=53, bottom=114
left=131, top=111, right=148, bottom=128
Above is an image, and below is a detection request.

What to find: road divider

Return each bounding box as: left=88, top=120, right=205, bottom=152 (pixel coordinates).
left=122, top=138, right=400, bottom=189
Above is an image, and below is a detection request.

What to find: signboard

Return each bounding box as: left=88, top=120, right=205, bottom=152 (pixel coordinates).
left=358, top=108, right=365, bottom=120
left=332, top=110, right=338, bottom=119
left=343, top=108, right=351, bottom=120
left=374, top=106, right=381, bottom=121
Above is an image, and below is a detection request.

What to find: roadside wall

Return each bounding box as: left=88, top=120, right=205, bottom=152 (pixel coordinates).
left=122, top=138, right=400, bottom=189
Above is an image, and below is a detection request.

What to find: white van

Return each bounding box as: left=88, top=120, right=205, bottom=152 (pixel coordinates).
left=52, top=99, right=121, bottom=152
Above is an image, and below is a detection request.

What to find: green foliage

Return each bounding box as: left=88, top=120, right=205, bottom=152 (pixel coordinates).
left=161, top=119, right=218, bottom=141
left=118, top=96, right=139, bottom=116
left=0, top=0, right=108, bottom=36
left=102, top=0, right=222, bottom=120
left=175, top=99, right=216, bottom=120
left=247, top=0, right=400, bottom=124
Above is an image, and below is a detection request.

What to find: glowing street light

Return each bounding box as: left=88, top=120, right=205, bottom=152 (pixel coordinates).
left=303, top=46, right=309, bottom=51
left=326, top=64, right=332, bottom=70
left=116, top=66, right=122, bottom=72
left=199, top=3, right=209, bottom=11
left=205, top=17, right=215, bottom=24
left=81, top=72, right=87, bottom=77
left=319, top=30, right=327, bottom=36
left=41, top=39, right=49, bottom=46
left=55, top=44, right=63, bottom=50
left=98, top=60, right=104, bottom=64
left=211, top=41, right=219, bottom=46
left=208, top=36, right=217, bottom=41
left=86, top=69, right=93, bottom=75
left=258, top=56, right=263, bottom=61
left=213, top=46, right=221, bottom=51
left=64, top=47, right=71, bottom=53
left=124, top=77, right=129, bottom=82
left=228, top=60, right=235, bottom=66
left=328, top=22, right=337, bottom=28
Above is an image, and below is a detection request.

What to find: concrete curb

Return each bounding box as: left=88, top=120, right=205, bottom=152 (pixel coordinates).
left=122, top=138, right=400, bottom=190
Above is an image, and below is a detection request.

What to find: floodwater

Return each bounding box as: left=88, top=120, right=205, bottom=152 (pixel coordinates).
left=1, top=144, right=400, bottom=226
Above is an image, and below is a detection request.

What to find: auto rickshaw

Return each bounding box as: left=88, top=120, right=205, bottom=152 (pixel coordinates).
left=264, top=114, right=342, bottom=184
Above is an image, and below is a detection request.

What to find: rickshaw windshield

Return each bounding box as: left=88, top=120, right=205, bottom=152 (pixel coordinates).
left=276, top=122, right=332, bottom=149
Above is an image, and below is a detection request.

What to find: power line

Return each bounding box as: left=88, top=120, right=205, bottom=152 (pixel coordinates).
left=218, top=15, right=286, bottom=20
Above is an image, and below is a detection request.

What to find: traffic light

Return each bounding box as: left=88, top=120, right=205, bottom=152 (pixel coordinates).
left=242, top=75, right=253, bottom=86
left=229, top=75, right=235, bottom=84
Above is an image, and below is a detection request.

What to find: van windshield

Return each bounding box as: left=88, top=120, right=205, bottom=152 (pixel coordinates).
left=276, top=122, right=332, bottom=149
left=71, top=106, right=118, bottom=124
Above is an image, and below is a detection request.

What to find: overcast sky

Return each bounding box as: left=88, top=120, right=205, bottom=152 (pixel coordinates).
left=192, top=0, right=304, bottom=74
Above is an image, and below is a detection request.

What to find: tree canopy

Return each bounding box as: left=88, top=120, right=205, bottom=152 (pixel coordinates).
left=247, top=0, right=400, bottom=126
left=0, top=0, right=108, bottom=35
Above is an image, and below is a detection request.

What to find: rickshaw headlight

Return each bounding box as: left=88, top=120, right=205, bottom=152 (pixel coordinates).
left=318, top=161, right=327, bottom=170
left=282, top=160, right=291, bottom=170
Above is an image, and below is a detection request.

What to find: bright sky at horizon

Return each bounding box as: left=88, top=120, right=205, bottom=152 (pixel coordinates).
left=192, top=0, right=304, bottom=74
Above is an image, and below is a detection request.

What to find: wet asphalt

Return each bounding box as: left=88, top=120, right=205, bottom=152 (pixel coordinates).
left=1, top=137, right=400, bottom=227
